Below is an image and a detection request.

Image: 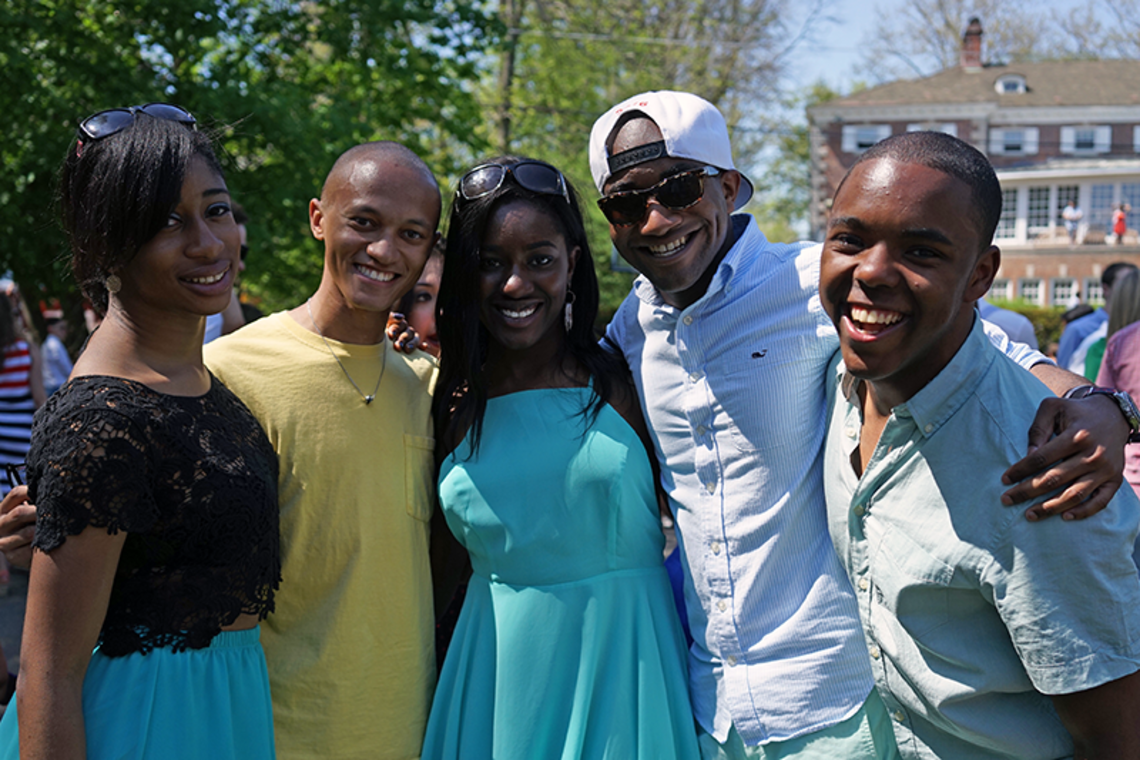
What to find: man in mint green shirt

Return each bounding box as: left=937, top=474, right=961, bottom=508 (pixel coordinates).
left=820, top=131, right=1140, bottom=759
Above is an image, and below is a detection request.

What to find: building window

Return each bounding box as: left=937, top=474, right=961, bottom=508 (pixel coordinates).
left=995, top=188, right=1017, bottom=239
left=1090, top=184, right=1115, bottom=230
left=906, top=122, right=958, bottom=137
left=841, top=124, right=891, bottom=154
left=1134, top=126, right=1140, bottom=152
left=1061, top=126, right=1111, bottom=154
left=995, top=75, right=1027, bottom=94
left=1051, top=278, right=1078, bottom=307
left=989, top=278, right=1012, bottom=301
left=1027, top=187, right=1051, bottom=234
left=1056, top=185, right=1079, bottom=222
left=989, top=127, right=1039, bottom=156
left=1086, top=278, right=1105, bottom=305
left=1019, top=278, right=1044, bottom=305
left=1124, top=183, right=1140, bottom=212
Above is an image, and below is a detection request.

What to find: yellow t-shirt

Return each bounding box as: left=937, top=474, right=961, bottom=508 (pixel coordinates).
left=205, top=311, right=437, bottom=760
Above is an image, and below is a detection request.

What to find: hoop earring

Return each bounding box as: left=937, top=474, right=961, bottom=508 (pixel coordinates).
left=105, top=274, right=121, bottom=294
left=564, top=289, right=575, bottom=332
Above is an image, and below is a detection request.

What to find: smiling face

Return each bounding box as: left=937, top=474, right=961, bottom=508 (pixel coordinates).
left=820, top=157, right=999, bottom=407
left=602, top=119, right=741, bottom=310
left=478, top=199, right=578, bottom=355
left=310, top=156, right=440, bottom=320
left=407, top=252, right=443, bottom=358
left=115, top=156, right=240, bottom=321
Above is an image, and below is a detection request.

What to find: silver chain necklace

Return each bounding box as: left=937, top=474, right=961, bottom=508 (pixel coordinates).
left=306, top=298, right=386, bottom=405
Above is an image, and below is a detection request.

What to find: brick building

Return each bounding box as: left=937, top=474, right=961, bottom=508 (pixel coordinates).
left=806, top=18, right=1140, bottom=307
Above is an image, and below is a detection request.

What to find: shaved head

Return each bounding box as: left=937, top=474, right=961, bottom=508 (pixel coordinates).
left=608, top=114, right=663, bottom=158
left=322, top=141, right=438, bottom=201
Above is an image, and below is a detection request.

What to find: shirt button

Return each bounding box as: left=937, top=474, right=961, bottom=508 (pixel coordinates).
left=853, top=504, right=865, bottom=517
left=858, top=577, right=869, bottom=591
left=869, top=644, right=881, bottom=660
left=717, top=600, right=727, bottom=612
left=696, top=425, right=706, bottom=436
left=711, top=541, right=722, bottom=555
left=924, top=423, right=934, bottom=434
left=706, top=481, right=717, bottom=494
left=683, top=315, right=694, bottom=326
left=726, top=655, right=737, bottom=666
left=689, top=370, right=703, bottom=382
left=845, top=426, right=857, bottom=439
left=893, top=711, right=906, bottom=724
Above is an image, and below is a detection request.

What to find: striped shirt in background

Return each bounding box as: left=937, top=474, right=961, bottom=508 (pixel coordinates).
left=0, top=340, right=34, bottom=494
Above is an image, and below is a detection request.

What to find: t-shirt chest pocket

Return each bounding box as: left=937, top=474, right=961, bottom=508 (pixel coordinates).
left=405, top=434, right=435, bottom=522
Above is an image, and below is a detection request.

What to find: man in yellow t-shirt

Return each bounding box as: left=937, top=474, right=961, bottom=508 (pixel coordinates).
left=205, top=141, right=441, bottom=759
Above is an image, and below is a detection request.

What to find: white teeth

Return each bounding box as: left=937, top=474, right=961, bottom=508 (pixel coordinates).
left=851, top=306, right=903, bottom=325
left=186, top=270, right=226, bottom=285
left=500, top=304, right=538, bottom=319
left=357, top=266, right=394, bottom=282
left=648, top=235, right=689, bottom=255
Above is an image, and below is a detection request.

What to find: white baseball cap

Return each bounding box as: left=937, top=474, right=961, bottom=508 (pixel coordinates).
left=588, top=90, right=754, bottom=208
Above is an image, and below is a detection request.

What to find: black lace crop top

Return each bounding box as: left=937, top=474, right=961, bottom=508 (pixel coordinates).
left=29, top=375, right=281, bottom=656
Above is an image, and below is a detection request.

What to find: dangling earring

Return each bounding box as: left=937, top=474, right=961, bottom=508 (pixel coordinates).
left=105, top=274, right=121, bottom=294
left=564, top=289, right=575, bottom=332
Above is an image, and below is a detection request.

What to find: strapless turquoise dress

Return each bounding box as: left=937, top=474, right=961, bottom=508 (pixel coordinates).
left=422, top=387, right=698, bottom=759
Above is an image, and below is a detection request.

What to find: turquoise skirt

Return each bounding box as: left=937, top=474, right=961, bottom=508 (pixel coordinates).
left=0, top=627, right=275, bottom=759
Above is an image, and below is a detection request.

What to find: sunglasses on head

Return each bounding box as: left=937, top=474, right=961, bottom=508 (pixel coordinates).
left=458, top=161, right=570, bottom=204
left=77, top=103, right=197, bottom=142
left=597, top=166, right=720, bottom=227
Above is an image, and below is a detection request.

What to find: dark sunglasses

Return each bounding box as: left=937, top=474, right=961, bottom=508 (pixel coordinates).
left=4, top=463, right=24, bottom=491
left=77, top=103, right=197, bottom=142
left=458, top=161, right=570, bottom=204
left=597, top=166, right=720, bottom=227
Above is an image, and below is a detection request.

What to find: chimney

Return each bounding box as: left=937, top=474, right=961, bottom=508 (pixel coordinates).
left=961, top=17, right=983, bottom=70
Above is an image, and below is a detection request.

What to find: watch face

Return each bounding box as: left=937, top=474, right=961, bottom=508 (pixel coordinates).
left=1103, top=389, right=1140, bottom=442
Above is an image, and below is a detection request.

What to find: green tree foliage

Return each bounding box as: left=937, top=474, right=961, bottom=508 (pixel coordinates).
left=475, top=0, right=821, bottom=321
left=750, top=81, right=839, bottom=243
left=0, top=0, right=497, bottom=317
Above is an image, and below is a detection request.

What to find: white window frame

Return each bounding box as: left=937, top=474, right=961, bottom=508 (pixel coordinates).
left=1060, top=125, right=1112, bottom=154
left=906, top=123, right=958, bottom=137
left=995, top=75, right=1027, bottom=94
left=1019, top=278, right=1044, bottom=306
left=988, top=278, right=1013, bottom=301
left=1051, top=278, right=1078, bottom=306
left=841, top=124, right=892, bottom=154
left=1086, top=278, right=1105, bottom=305
left=989, top=127, right=1039, bottom=156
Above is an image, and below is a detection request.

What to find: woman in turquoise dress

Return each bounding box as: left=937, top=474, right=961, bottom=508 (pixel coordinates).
left=422, top=157, right=697, bottom=759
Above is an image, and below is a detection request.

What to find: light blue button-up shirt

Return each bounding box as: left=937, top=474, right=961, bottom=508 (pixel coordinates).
left=606, top=215, right=1051, bottom=747
left=824, top=318, right=1140, bottom=759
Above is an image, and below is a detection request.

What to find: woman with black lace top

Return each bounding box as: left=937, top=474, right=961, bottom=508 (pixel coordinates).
left=0, top=106, right=281, bottom=760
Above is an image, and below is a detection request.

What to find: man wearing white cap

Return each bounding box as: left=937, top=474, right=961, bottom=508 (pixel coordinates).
left=590, top=90, right=1135, bottom=759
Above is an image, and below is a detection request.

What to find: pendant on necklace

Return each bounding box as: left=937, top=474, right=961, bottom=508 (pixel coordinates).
left=364, top=395, right=375, bottom=405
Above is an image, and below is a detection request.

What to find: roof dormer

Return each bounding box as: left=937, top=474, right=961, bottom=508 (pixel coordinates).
left=995, top=74, right=1027, bottom=94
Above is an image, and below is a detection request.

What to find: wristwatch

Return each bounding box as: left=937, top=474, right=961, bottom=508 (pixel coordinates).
left=1064, top=385, right=1140, bottom=443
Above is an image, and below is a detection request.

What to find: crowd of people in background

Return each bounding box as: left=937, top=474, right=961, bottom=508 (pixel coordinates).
left=0, top=90, right=1137, bottom=760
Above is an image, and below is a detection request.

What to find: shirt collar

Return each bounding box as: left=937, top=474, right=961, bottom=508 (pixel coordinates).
left=840, top=315, right=996, bottom=438
left=632, top=213, right=756, bottom=309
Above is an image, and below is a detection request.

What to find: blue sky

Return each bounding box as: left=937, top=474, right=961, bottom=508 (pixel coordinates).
left=783, top=0, right=1101, bottom=93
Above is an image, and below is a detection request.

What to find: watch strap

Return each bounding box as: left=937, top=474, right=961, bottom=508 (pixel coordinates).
left=1067, top=385, right=1140, bottom=443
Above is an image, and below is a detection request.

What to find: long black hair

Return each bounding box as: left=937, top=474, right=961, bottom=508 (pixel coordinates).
left=432, top=156, right=624, bottom=461
left=60, top=111, right=225, bottom=314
